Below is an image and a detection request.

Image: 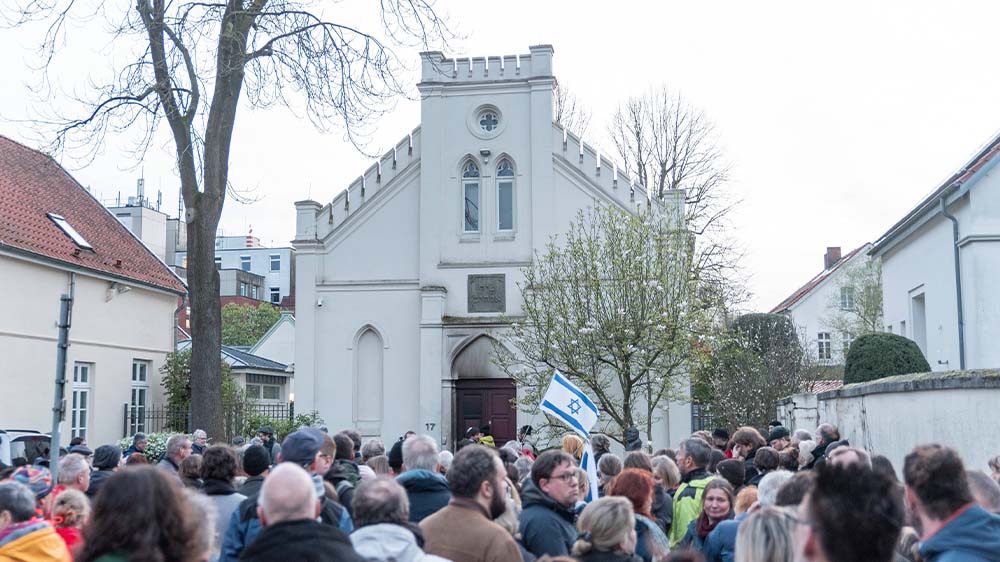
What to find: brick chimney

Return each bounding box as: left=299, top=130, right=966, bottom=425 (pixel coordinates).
left=824, top=247, right=842, bottom=270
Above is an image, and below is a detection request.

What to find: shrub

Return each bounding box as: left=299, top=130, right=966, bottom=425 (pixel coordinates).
left=844, top=333, right=931, bottom=384
left=236, top=411, right=325, bottom=443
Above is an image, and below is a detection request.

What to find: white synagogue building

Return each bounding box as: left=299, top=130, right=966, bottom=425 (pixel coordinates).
left=292, top=45, right=692, bottom=449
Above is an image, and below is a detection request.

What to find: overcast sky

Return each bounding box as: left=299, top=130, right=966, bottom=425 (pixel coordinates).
left=3, top=1, right=999, bottom=312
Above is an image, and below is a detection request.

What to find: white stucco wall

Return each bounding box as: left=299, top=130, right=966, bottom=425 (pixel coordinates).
left=778, top=371, right=1000, bottom=477
left=250, top=313, right=296, bottom=366
left=0, top=255, right=176, bottom=446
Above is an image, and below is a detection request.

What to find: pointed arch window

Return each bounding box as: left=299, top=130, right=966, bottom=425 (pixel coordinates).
left=462, top=161, right=481, bottom=233
left=496, top=159, right=515, bottom=232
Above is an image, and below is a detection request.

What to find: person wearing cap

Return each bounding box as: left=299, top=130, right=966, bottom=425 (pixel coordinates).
left=220, top=428, right=352, bottom=562
left=10, top=465, right=56, bottom=519
left=237, top=445, right=271, bottom=501
left=387, top=440, right=404, bottom=475
left=256, top=426, right=281, bottom=466
left=86, top=445, right=121, bottom=499
left=767, top=426, right=791, bottom=450
left=122, top=432, right=147, bottom=459
left=192, top=429, right=209, bottom=455
left=0, top=480, right=71, bottom=562
left=477, top=425, right=495, bottom=448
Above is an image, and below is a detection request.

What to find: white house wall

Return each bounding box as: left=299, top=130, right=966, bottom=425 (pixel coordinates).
left=0, top=256, right=174, bottom=445
left=251, top=316, right=296, bottom=366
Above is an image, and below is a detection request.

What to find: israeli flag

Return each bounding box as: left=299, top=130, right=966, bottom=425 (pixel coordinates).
left=580, top=441, right=602, bottom=503
left=540, top=371, right=600, bottom=438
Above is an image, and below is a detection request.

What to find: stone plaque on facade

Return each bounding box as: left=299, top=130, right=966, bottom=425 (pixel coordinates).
left=468, top=274, right=505, bottom=313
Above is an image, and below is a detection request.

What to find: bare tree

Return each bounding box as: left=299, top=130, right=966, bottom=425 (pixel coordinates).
left=554, top=80, right=590, bottom=137
left=608, top=86, right=744, bottom=306
left=823, top=257, right=884, bottom=339
left=7, top=0, right=452, bottom=438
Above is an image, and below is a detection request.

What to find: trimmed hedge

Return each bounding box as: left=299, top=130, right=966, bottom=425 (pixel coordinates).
left=844, top=333, right=931, bottom=384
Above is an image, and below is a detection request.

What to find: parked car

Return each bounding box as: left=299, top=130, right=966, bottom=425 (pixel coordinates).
left=0, top=430, right=52, bottom=467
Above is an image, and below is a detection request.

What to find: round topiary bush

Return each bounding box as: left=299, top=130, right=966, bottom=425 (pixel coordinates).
left=844, top=333, right=931, bottom=384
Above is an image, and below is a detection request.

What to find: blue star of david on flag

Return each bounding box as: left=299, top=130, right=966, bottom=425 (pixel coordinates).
left=568, top=398, right=582, bottom=415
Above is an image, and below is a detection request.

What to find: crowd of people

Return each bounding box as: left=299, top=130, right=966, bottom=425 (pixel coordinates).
left=1, top=421, right=999, bottom=562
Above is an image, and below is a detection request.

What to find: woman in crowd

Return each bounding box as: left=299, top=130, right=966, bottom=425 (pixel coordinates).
left=734, top=486, right=758, bottom=515
left=748, top=447, right=779, bottom=486
left=77, top=466, right=204, bottom=562
left=678, top=479, right=735, bottom=552
left=734, top=506, right=796, bottom=562
left=572, top=497, right=642, bottom=562
left=598, top=454, right=623, bottom=498
left=52, top=488, right=89, bottom=557
left=179, top=454, right=203, bottom=489
left=199, top=445, right=246, bottom=557
left=366, top=455, right=392, bottom=476
left=651, top=456, right=681, bottom=499
left=562, top=434, right=585, bottom=463
left=730, top=427, right=766, bottom=486
left=623, top=452, right=670, bottom=533
left=607, top=468, right=670, bottom=562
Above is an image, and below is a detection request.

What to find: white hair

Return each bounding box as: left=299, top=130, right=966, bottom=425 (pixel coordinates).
left=758, top=470, right=794, bottom=507
left=438, top=450, right=454, bottom=471
left=58, top=453, right=90, bottom=485
left=402, top=434, right=439, bottom=472
left=797, top=440, right=817, bottom=468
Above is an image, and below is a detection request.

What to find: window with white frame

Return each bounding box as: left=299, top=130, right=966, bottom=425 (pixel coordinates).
left=270, top=254, right=280, bottom=272
left=840, top=287, right=855, bottom=310
left=130, top=360, right=150, bottom=434
left=71, top=362, right=93, bottom=439
left=842, top=332, right=854, bottom=356
left=246, top=374, right=284, bottom=401
left=270, top=287, right=281, bottom=305
left=817, top=332, right=831, bottom=360
left=251, top=285, right=259, bottom=300
left=496, top=159, right=515, bottom=231
left=240, top=255, right=251, bottom=272
left=462, top=161, right=480, bottom=233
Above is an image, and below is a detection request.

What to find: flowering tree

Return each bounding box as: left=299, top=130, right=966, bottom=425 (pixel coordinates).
left=698, top=313, right=806, bottom=428
left=823, top=258, right=884, bottom=338
left=495, top=204, right=713, bottom=443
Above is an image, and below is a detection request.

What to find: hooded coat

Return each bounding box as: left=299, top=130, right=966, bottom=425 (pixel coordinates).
left=350, top=524, right=450, bottom=562
left=918, top=504, right=1000, bottom=562
left=396, top=470, right=451, bottom=523
left=239, top=519, right=364, bottom=562
left=0, top=520, right=71, bottom=562
left=518, top=479, right=577, bottom=558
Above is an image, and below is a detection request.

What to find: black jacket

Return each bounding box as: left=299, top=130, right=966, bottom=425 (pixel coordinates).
left=396, top=469, right=451, bottom=523
left=239, top=519, right=364, bottom=562
left=742, top=448, right=759, bottom=486
left=86, top=469, right=115, bottom=498
left=577, top=549, right=644, bottom=562
left=326, top=459, right=360, bottom=517
left=651, top=484, right=672, bottom=534
left=237, top=475, right=265, bottom=501
left=518, top=479, right=578, bottom=558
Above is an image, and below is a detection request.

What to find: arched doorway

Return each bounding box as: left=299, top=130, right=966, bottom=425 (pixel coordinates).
left=451, top=334, right=517, bottom=447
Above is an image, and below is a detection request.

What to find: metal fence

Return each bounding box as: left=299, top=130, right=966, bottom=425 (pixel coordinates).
left=123, top=402, right=294, bottom=439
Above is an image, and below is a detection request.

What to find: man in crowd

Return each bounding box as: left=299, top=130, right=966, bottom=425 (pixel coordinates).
left=768, top=425, right=791, bottom=450
left=421, top=445, right=521, bottom=562
left=237, top=445, right=271, bottom=500
left=966, top=470, right=1000, bottom=514
left=712, top=429, right=730, bottom=454
left=191, top=429, right=209, bottom=455
left=807, top=423, right=840, bottom=469
left=56, top=453, right=90, bottom=495
left=0, top=481, right=69, bottom=561
left=221, top=428, right=352, bottom=562
left=518, top=450, right=579, bottom=557
left=327, top=432, right=360, bottom=516
left=904, top=444, right=1000, bottom=561
left=122, top=432, right=147, bottom=458
left=157, top=434, right=192, bottom=473
left=827, top=446, right=872, bottom=468
left=257, top=426, right=281, bottom=466
left=86, top=444, right=121, bottom=498
left=351, top=477, right=448, bottom=562
left=796, top=462, right=903, bottom=562
left=397, top=434, right=451, bottom=522
left=240, top=463, right=363, bottom=562
left=361, top=438, right=385, bottom=463
left=670, top=437, right=715, bottom=548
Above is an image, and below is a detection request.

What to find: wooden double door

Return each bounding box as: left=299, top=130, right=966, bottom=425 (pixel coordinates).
left=455, top=378, right=517, bottom=447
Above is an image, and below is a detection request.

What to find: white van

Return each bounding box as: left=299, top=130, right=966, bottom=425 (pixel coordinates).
left=0, top=430, right=53, bottom=467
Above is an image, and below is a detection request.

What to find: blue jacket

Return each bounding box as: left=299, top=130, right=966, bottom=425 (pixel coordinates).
left=220, top=495, right=352, bottom=562
left=518, top=479, right=578, bottom=558
left=396, top=469, right=451, bottom=523
left=919, top=504, right=1000, bottom=562
left=703, top=512, right=747, bottom=562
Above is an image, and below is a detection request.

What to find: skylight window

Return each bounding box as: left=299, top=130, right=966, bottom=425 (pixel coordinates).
left=48, top=213, right=92, bottom=250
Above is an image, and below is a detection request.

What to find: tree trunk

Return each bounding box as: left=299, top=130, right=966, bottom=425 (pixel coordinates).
left=187, top=209, right=224, bottom=438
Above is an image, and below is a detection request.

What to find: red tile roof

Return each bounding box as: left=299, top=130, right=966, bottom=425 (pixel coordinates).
left=769, top=245, right=868, bottom=314
left=0, top=136, right=186, bottom=294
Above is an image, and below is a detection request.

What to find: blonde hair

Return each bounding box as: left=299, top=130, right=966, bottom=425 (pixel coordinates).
left=735, top=506, right=797, bottom=562
left=562, top=434, right=585, bottom=461
left=572, top=496, right=634, bottom=556
left=735, top=486, right=759, bottom=514
left=576, top=468, right=589, bottom=499
left=52, top=489, right=90, bottom=528
left=651, top=455, right=681, bottom=489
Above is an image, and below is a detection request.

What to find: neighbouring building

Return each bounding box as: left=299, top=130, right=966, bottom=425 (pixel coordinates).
left=0, top=136, right=186, bottom=447
left=771, top=244, right=871, bottom=369
left=176, top=235, right=295, bottom=308
left=177, top=340, right=292, bottom=404
left=251, top=310, right=295, bottom=367
left=870, top=132, right=1000, bottom=371
left=105, top=180, right=187, bottom=272
left=293, top=46, right=689, bottom=449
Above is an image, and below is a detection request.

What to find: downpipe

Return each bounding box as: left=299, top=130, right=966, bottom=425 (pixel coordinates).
left=939, top=195, right=966, bottom=370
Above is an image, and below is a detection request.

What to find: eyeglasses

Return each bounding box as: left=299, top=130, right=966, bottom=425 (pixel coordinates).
left=548, top=472, right=580, bottom=483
